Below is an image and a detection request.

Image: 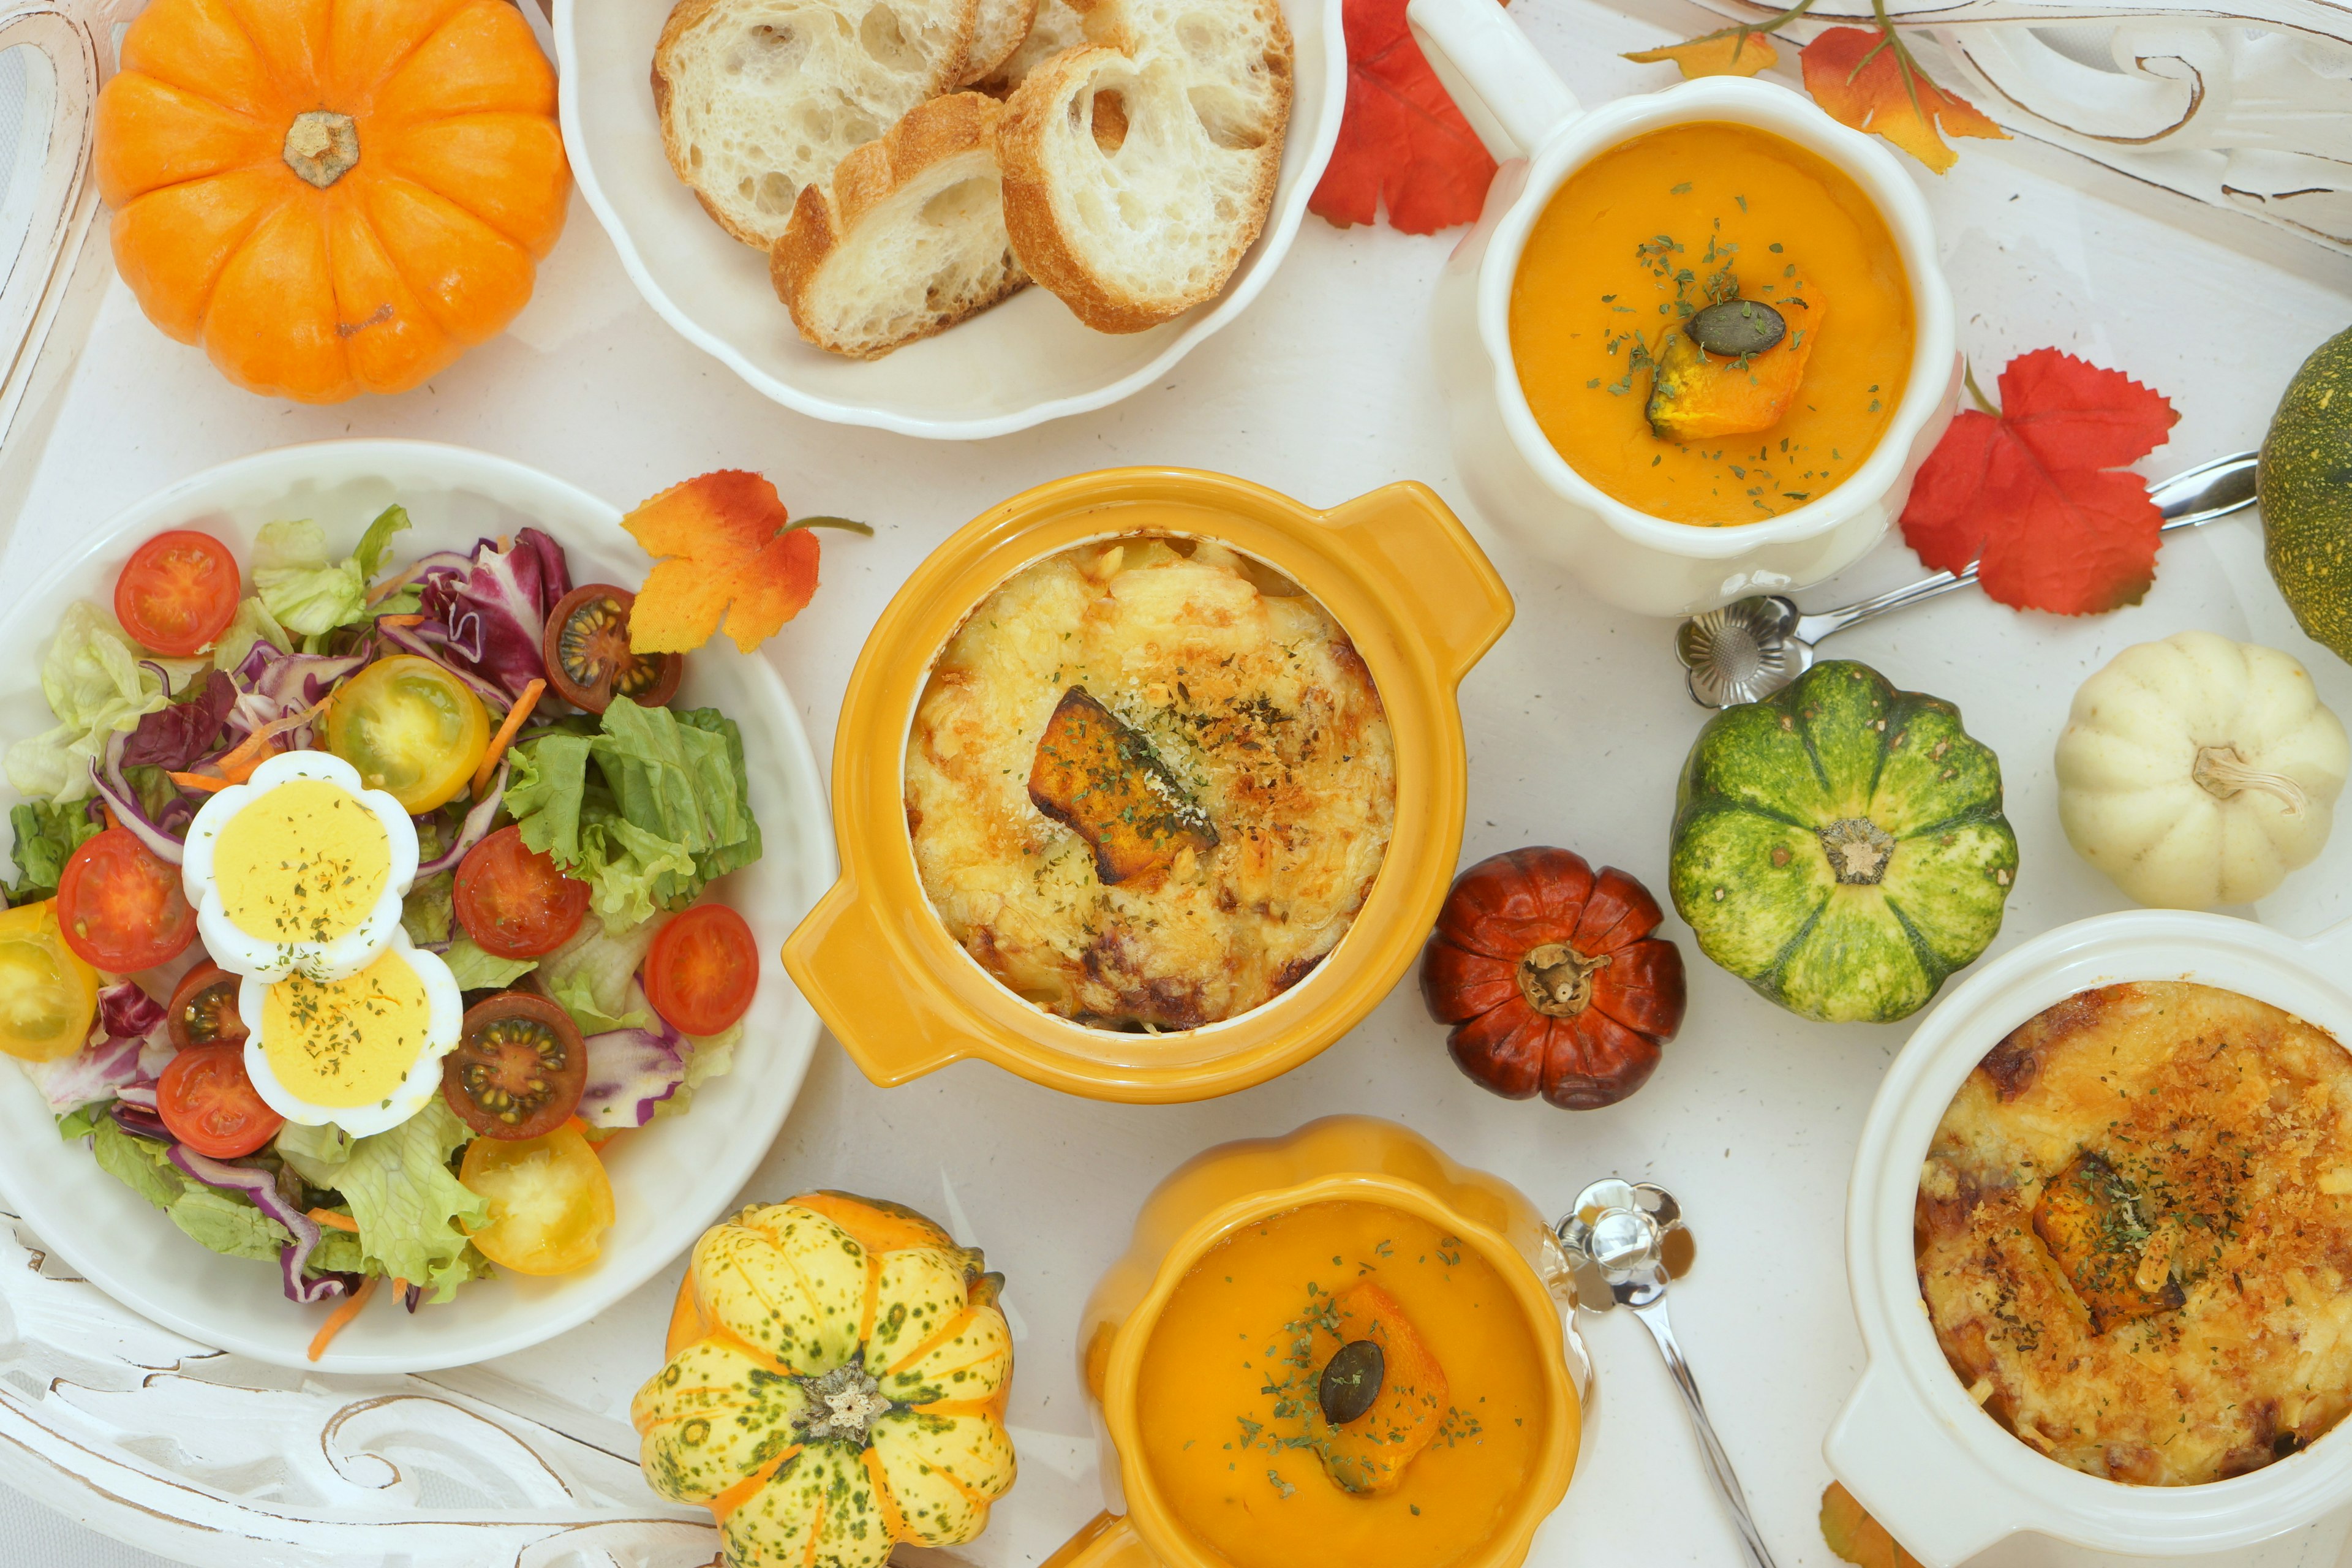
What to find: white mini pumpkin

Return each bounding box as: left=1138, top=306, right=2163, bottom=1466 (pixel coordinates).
left=2055, top=631, right=2350, bottom=909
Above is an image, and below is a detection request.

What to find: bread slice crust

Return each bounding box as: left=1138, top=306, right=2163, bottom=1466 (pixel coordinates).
left=774, top=92, right=1030, bottom=356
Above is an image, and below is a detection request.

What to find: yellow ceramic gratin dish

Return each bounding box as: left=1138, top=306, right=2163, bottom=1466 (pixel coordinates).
left=782, top=468, right=1512, bottom=1102
left=1049, top=1117, right=1585, bottom=1568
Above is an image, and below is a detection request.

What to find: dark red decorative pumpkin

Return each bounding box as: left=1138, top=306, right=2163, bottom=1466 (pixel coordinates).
left=1420, top=848, right=1686, bottom=1109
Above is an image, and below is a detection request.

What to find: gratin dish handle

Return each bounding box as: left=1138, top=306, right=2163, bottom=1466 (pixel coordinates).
left=1320, top=482, right=1515, bottom=684
left=1823, top=1365, right=2018, bottom=1568
left=1040, top=1512, right=1159, bottom=1568
left=780, top=880, right=968, bottom=1086
left=1405, top=0, right=1580, bottom=164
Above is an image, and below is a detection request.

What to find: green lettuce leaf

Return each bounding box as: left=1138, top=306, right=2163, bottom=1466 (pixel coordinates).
left=401, top=871, right=453, bottom=946
left=7, top=798, right=99, bottom=903
left=91, top=1120, right=186, bottom=1210
left=276, top=1101, right=489, bottom=1302
left=55, top=1103, right=107, bottom=1140
left=88, top=1121, right=296, bottom=1262
left=253, top=521, right=370, bottom=638
left=538, top=913, right=666, bottom=1034
left=4, top=603, right=180, bottom=802
left=210, top=596, right=292, bottom=674
left=352, top=505, right=411, bottom=581
left=444, top=937, right=536, bottom=990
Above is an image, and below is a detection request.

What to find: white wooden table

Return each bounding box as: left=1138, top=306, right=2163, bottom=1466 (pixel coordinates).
left=2, top=1, right=2351, bottom=1563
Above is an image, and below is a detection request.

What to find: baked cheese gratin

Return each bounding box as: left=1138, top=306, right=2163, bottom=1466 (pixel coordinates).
left=1918, top=981, right=2352, bottom=1485
left=905, top=537, right=1395, bottom=1030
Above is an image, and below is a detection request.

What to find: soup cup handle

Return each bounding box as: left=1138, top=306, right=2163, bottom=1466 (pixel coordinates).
left=1320, top=481, right=1514, bottom=682
left=1405, top=0, right=1581, bottom=162
left=778, top=879, right=968, bottom=1085
left=1823, top=1365, right=2019, bottom=1568
left=1041, top=1512, right=1159, bottom=1568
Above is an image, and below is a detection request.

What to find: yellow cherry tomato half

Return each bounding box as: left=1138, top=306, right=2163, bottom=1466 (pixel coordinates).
left=325, top=654, right=491, bottom=813
left=459, top=1121, right=616, bottom=1276
left=0, top=900, right=99, bottom=1062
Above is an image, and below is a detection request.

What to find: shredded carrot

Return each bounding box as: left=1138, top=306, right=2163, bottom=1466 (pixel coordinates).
left=473, top=677, right=543, bottom=797
left=375, top=613, right=426, bottom=628
left=307, top=1208, right=360, bottom=1232
left=307, top=1273, right=379, bottom=1361
left=214, top=701, right=323, bottom=785
left=99, top=804, right=119, bottom=832
left=168, top=771, right=230, bottom=794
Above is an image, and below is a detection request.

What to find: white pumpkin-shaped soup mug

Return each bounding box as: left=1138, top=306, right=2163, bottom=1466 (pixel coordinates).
left=1408, top=0, right=1960, bottom=617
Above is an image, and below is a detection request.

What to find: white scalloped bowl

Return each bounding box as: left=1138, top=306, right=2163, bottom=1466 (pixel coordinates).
left=552, top=0, right=1345, bottom=440
left=0, top=440, right=832, bottom=1373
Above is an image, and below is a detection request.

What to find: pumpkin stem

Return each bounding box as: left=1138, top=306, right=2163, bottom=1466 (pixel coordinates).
left=284, top=110, right=359, bottom=189
left=1817, top=816, right=1896, bottom=884
left=1518, top=942, right=1610, bottom=1018
left=2193, top=745, right=2308, bottom=816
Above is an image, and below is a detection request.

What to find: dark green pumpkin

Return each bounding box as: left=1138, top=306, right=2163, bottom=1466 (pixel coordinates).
left=2261, top=324, right=2352, bottom=663
left=1667, top=661, right=2018, bottom=1023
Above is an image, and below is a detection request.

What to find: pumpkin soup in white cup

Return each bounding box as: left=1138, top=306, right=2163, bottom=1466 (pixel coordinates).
left=1409, top=0, right=1958, bottom=616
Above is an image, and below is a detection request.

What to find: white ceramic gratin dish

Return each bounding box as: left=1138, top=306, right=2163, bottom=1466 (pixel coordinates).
left=1829, top=908, right=2352, bottom=1566
left=0, top=439, right=832, bottom=1374
left=552, top=0, right=1346, bottom=440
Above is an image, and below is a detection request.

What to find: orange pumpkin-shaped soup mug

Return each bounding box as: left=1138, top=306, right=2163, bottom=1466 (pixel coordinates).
left=1050, top=1117, right=1587, bottom=1568
left=96, top=0, right=571, bottom=403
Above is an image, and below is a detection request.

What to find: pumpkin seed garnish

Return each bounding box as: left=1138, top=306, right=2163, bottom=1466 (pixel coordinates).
left=1687, top=298, right=1785, bottom=358
left=1317, top=1338, right=1385, bottom=1426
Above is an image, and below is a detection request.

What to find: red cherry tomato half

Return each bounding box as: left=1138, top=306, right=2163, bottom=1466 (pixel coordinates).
left=167, top=960, right=248, bottom=1052
left=114, top=530, right=240, bottom=657
left=644, top=903, right=758, bottom=1037
left=56, top=828, right=197, bottom=973
left=157, top=1041, right=283, bottom=1158
left=454, top=826, right=592, bottom=960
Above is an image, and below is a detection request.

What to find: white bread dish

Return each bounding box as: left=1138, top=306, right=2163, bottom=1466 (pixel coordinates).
left=654, top=0, right=981, bottom=247
left=774, top=93, right=1028, bottom=356
left=997, top=0, right=1292, bottom=332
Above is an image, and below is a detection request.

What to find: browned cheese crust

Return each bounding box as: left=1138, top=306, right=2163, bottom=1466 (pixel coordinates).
left=1918, top=981, right=2352, bottom=1485
left=904, top=538, right=1395, bottom=1030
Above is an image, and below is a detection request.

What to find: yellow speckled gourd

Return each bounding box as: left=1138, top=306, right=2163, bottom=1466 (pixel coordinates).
left=630, top=1192, right=1016, bottom=1568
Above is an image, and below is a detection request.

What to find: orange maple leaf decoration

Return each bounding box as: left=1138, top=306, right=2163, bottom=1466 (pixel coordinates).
left=1799, top=26, right=2005, bottom=173
left=1624, top=30, right=1779, bottom=79
left=1309, top=0, right=1499, bottom=233
left=622, top=470, right=829, bottom=655
left=1821, top=1483, right=1926, bottom=1568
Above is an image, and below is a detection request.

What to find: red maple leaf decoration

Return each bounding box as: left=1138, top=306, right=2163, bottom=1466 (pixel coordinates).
left=1900, top=349, right=2179, bottom=616
left=1309, top=0, right=1499, bottom=235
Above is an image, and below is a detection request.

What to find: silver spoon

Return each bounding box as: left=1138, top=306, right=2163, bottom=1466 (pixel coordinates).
left=1558, top=1179, right=1778, bottom=1568
left=1675, top=450, right=2261, bottom=708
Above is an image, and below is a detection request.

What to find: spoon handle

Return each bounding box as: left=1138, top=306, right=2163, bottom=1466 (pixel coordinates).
left=1627, top=1295, right=1781, bottom=1568
left=1790, top=449, right=2261, bottom=649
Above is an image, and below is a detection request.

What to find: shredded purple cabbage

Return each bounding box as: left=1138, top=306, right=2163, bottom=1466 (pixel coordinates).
left=405, top=529, right=570, bottom=703
left=168, top=1144, right=349, bottom=1305
left=416, top=758, right=508, bottom=879
left=115, top=1083, right=159, bottom=1110
left=88, top=734, right=197, bottom=862
left=222, top=641, right=368, bottom=752
left=25, top=981, right=173, bottom=1112
left=123, top=670, right=237, bottom=770
left=108, top=1101, right=171, bottom=1140
left=579, top=1004, right=689, bottom=1128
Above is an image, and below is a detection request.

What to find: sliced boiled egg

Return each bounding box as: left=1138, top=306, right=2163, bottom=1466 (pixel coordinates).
left=182, top=750, right=418, bottom=983
left=238, top=930, right=462, bottom=1136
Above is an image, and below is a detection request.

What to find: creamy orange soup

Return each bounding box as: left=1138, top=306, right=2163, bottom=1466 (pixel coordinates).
left=1135, top=1202, right=1550, bottom=1568
left=1509, top=121, right=1913, bottom=526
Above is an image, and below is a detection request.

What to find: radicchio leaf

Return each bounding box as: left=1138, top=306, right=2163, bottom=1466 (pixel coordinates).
left=167, top=1144, right=350, bottom=1305
left=122, top=670, right=238, bottom=770
left=410, top=529, right=572, bottom=703
left=89, top=733, right=197, bottom=862
left=222, top=640, right=369, bottom=753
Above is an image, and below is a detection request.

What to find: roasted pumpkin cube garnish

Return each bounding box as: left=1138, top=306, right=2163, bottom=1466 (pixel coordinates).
left=1308, top=1281, right=1448, bottom=1494
left=1029, top=686, right=1217, bottom=885
left=1646, top=290, right=1824, bottom=441
left=2032, top=1149, right=2186, bottom=1334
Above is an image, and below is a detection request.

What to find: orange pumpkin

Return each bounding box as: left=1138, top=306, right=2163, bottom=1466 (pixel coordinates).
left=94, top=0, right=570, bottom=404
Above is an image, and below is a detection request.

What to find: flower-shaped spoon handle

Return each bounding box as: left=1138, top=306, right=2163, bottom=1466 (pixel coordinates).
left=1558, top=1180, right=1779, bottom=1568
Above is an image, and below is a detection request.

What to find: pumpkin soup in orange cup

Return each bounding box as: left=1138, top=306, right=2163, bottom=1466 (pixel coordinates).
left=1047, top=1117, right=1584, bottom=1568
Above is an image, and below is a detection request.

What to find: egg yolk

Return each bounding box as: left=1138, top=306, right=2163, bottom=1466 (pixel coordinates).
left=212, top=777, right=390, bottom=946
left=263, top=947, right=431, bottom=1109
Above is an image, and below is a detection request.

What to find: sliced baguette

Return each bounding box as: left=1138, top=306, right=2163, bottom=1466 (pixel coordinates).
left=996, top=0, right=1291, bottom=332
left=654, top=0, right=979, bottom=249
left=774, top=93, right=1029, bottom=357
left=960, top=0, right=1037, bottom=85
left=975, top=0, right=1080, bottom=92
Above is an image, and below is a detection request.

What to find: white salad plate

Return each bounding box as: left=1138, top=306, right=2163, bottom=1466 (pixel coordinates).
left=552, top=0, right=1347, bottom=441
left=0, top=439, right=832, bottom=1374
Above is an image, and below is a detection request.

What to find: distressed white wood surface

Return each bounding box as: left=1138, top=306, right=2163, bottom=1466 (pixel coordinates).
left=1, top=0, right=2351, bottom=1562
